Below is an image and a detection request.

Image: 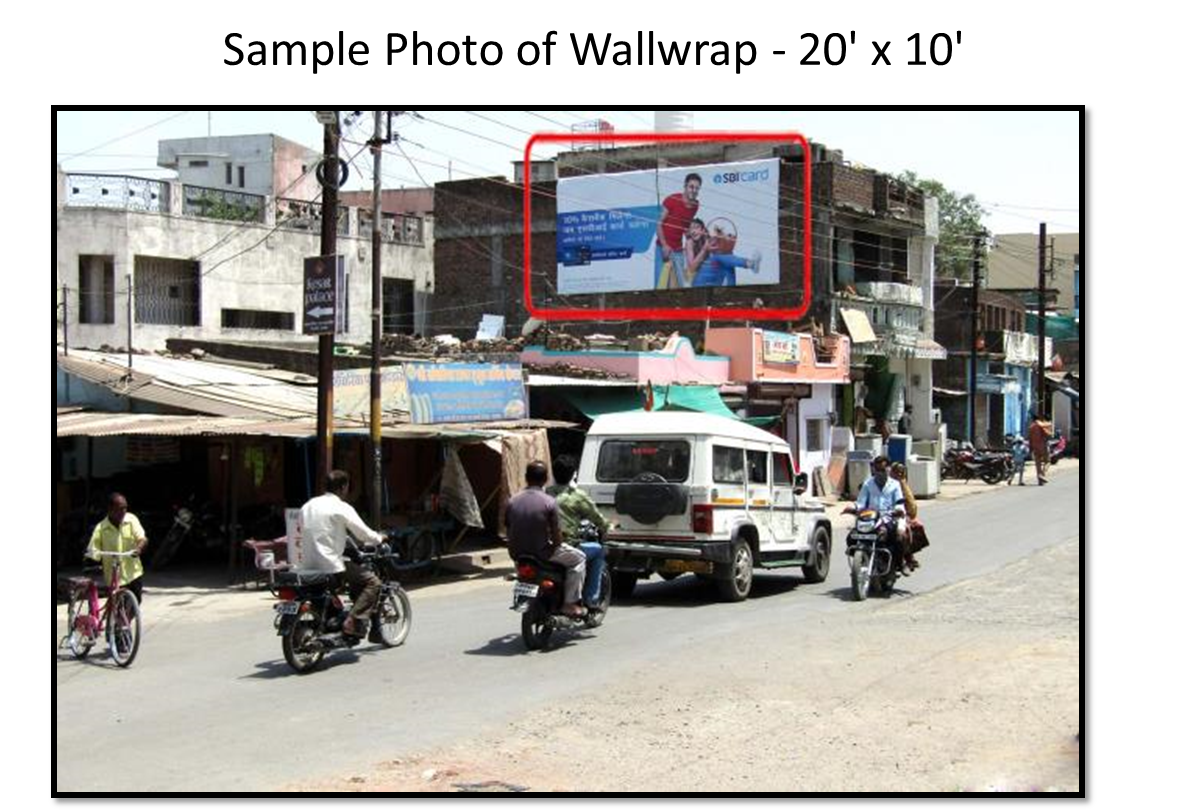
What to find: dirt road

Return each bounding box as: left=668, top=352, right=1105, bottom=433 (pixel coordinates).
left=297, top=537, right=1080, bottom=793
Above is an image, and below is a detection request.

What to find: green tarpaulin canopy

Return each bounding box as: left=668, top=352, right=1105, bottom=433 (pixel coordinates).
left=1026, top=313, right=1080, bottom=341
left=562, top=385, right=779, bottom=427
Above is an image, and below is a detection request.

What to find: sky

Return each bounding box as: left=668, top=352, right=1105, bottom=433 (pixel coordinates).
left=55, top=109, right=1080, bottom=236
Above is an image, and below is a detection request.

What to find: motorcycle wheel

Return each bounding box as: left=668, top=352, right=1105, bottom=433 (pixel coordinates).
left=850, top=548, right=870, bottom=601
left=583, top=569, right=613, bottom=629
left=376, top=587, right=412, bottom=648
left=282, top=614, right=324, bottom=674
left=521, top=602, right=553, bottom=651
left=980, top=469, right=1004, bottom=485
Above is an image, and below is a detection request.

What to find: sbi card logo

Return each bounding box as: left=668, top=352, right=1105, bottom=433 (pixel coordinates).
left=713, top=168, right=771, bottom=185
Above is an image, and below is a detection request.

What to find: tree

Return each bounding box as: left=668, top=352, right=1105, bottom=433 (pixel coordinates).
left=897, top=171, right=988, bottom=281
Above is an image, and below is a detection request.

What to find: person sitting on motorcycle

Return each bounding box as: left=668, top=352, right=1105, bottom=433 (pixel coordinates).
left=506, top=461, right=587, bottom=618
left=547, top=455, right=608, bottom=608
left=854, top=456, right=908, bottom=573
left=298, top=470, right=385, bottom=638
left=890, top=462, right=925, bottom=573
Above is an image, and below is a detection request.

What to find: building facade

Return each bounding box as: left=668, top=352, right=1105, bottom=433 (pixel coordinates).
left=56, top=160, right=433, bottom=353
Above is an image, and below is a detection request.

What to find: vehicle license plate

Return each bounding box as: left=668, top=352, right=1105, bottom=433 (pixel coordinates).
left=662, top=559, right=711, bottom=574
left=275, top=601, right=300, bottom=615
left=512, top=582, right=539, bottom=600
left=850, top=533, right=877, bottom=541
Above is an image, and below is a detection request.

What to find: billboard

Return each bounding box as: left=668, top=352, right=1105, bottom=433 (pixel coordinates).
left=557, top=158, right=780, bottom=295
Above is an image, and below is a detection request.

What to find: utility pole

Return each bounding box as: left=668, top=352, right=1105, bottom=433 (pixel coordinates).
left=126, top=272, right=133, bottom=378
left=369, top=110, right=384, bottom=526
left=62, top=284, right=68, bottom=356
left=1036, top=222, right=1047, bottom=421
left=316, top=114, right=340, bottom=487
left=968, top=233, right=984, bottom=447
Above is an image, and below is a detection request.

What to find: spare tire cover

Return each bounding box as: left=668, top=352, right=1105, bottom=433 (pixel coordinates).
left=614, top=472, right=689, bottom=525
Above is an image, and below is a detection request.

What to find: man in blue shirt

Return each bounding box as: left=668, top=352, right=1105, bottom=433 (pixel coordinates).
left=855, top=456, right=905, bottom=514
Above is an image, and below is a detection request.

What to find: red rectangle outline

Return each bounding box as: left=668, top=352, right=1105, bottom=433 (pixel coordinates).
left=524, top=130, right=811, bottom=322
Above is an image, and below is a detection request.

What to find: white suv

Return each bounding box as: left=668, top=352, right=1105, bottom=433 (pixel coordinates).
left=577, top=411, right=833, bottom=602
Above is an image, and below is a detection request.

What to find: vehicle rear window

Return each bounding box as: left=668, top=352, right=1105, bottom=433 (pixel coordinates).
left=596, top=440, right=690, bottom=483
left=713, top=445, right=745, bottom=484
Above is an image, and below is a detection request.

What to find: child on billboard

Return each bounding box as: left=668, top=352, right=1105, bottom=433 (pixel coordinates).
left=684, top=217, right=763, bottom=287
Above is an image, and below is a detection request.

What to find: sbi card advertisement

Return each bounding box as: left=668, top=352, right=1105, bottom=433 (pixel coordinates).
left=556, top=158, right=780, bottom=294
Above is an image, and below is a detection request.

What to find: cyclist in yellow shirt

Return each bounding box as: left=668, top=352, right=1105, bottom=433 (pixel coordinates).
left=86, top=493, right=149, bottom=605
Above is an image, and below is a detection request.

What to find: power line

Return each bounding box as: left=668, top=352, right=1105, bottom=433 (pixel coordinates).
left=59, top=111, right=194, bottom=162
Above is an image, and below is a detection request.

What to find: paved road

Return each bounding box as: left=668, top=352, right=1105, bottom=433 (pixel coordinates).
left=55, top=470, right=1079, bottom=792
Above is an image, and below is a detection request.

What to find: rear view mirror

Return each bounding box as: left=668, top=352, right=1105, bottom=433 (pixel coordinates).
left=793, top=472, right=809, bottom=495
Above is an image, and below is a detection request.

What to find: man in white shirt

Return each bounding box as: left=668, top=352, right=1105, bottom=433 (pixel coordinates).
left=299, top=470, right=385, bottom=637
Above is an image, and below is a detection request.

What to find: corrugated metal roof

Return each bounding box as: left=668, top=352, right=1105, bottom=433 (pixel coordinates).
left=59, top=350, right=317, bottom=419
left=55, top=412, right=574, bottom=441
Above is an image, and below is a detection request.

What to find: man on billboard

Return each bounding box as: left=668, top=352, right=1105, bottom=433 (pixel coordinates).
left=655, top=173, right=702, bottom=289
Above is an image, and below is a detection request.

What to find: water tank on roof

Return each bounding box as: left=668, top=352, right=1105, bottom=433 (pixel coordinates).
left=655, top=111, right=694, bottom=132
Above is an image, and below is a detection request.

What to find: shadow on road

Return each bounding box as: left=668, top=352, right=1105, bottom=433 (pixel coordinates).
left=613, top=572, right=803, bottom=608
left=464, top=632, right=586, bottom=656
left=823, top=584, right=916, bottom=602
left=242, top=647, right=398, bottom=679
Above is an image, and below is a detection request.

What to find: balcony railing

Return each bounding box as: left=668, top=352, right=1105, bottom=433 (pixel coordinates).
left=182, top=185, right=265, bottom=223
left=276, top=197, right=350, bottom=236
left=853, top=281, right=924, bottom=306
left=64, top=173, right=168, bottom=213
left=63, top=172, right=426, bottom=246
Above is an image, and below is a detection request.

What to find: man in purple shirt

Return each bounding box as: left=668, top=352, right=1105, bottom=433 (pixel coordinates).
left=505, top=461, right=587, bottom=618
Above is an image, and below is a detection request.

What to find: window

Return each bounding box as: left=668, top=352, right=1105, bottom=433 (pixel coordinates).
left=237, top=166, right=245, bottom=188
left=773, top=453, right=793, bottom=486
left=383, top=278, right=415, bottom=335
left=596, top=441, right=690, bottom=483
left=221, top=309, right=294, bottom=331
left=712, top=446, right=745, bottom=485
left=188, top=159, right=208, bottom=168
left=77, top=255, right=115, bottom=324
left=225, top=163, right=233, bottom=185
left=746, top=450, right=769, bottom=484
left=806, top=419, right=828, bottom=453
left=134, top=256, right=200, bottom=326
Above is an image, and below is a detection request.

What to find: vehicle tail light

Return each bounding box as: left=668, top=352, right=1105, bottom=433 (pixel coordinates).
left=541, top=579, right=556, bottom=590
left=692, top=504, right=714, bottom=534
left=516, top=563, right=537, bottom=581
left=278, top=587, right=297, bottom=601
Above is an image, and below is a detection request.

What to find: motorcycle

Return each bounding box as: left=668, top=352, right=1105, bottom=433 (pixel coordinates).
left=1049, top=431, right=1068, bottom=465
left=272, top=540, right=412, bottom=674
left=844, top=507, right=905, bottom=601
left=941, top=445, right=1014, bottom=485
left=511, top=520, right=611, bottom=651
left=151, top=496, right=222, bottom=569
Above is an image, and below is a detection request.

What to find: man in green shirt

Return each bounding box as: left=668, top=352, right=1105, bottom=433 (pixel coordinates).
left=547, top=455, right=608, bottom=606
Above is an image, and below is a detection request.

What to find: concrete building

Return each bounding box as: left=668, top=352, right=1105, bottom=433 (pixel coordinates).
left=56, top=160, right=433, bottom=353
left=933, top=285, right=1053, bottom=446
left=157, top=134, right=322, bottom=203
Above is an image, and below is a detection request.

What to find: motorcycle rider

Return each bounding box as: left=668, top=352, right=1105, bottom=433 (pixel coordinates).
left=547, top=455, right=608, bottom=607
left=298, top=470, right=385, bottom=638
left=889, top=462, right=925, bottom=573
left=506, top=461, right=587, bottom=618
left=854, top=456, right=909, bottom=574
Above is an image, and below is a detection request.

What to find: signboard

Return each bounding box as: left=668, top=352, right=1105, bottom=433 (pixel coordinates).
left=762, top=330, right=801, bottom=365
left=333, top=366, right=409, bottom=420
left=303, top=255, right=339, bottom=335
left=475, top=314, right=506, bottom=341
left=556, top=158, right=780, bottom=295
left=285, top=508, right=304, bottom=570
left=404, top=362, right=527, bottom=424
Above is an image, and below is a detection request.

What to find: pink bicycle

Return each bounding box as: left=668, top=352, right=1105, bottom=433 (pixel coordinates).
left=61, top=550, right=142, bottom=667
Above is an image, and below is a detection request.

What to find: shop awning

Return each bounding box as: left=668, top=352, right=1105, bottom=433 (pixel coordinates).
left=840, top=308, right=878, bottom=344
left=561, top=385, right=777, bottom=426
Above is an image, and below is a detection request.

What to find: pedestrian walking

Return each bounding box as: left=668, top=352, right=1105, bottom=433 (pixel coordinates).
left=1028, top=413, right=1054, bottom=485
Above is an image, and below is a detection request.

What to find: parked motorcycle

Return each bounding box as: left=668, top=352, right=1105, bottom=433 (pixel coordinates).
left=272, top=540, right=412, bottom=674
left=1049, top=431, right=1068, bottom=465
left=844, top=507, right=904, bottom=601
left=150, top=496, right=222, bottom=569
left=511, top=520, right=611, bottom=651
left=941, top=446, right=1014, bottom=485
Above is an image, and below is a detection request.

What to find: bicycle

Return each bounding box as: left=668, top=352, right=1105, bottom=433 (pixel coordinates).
left=60, top=550, right=142, bottom=667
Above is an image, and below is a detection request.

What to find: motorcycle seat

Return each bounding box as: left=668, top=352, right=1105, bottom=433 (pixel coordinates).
left=274, top=570, right=334, bottom=587
left=514, top=555, right=569, bottom=579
